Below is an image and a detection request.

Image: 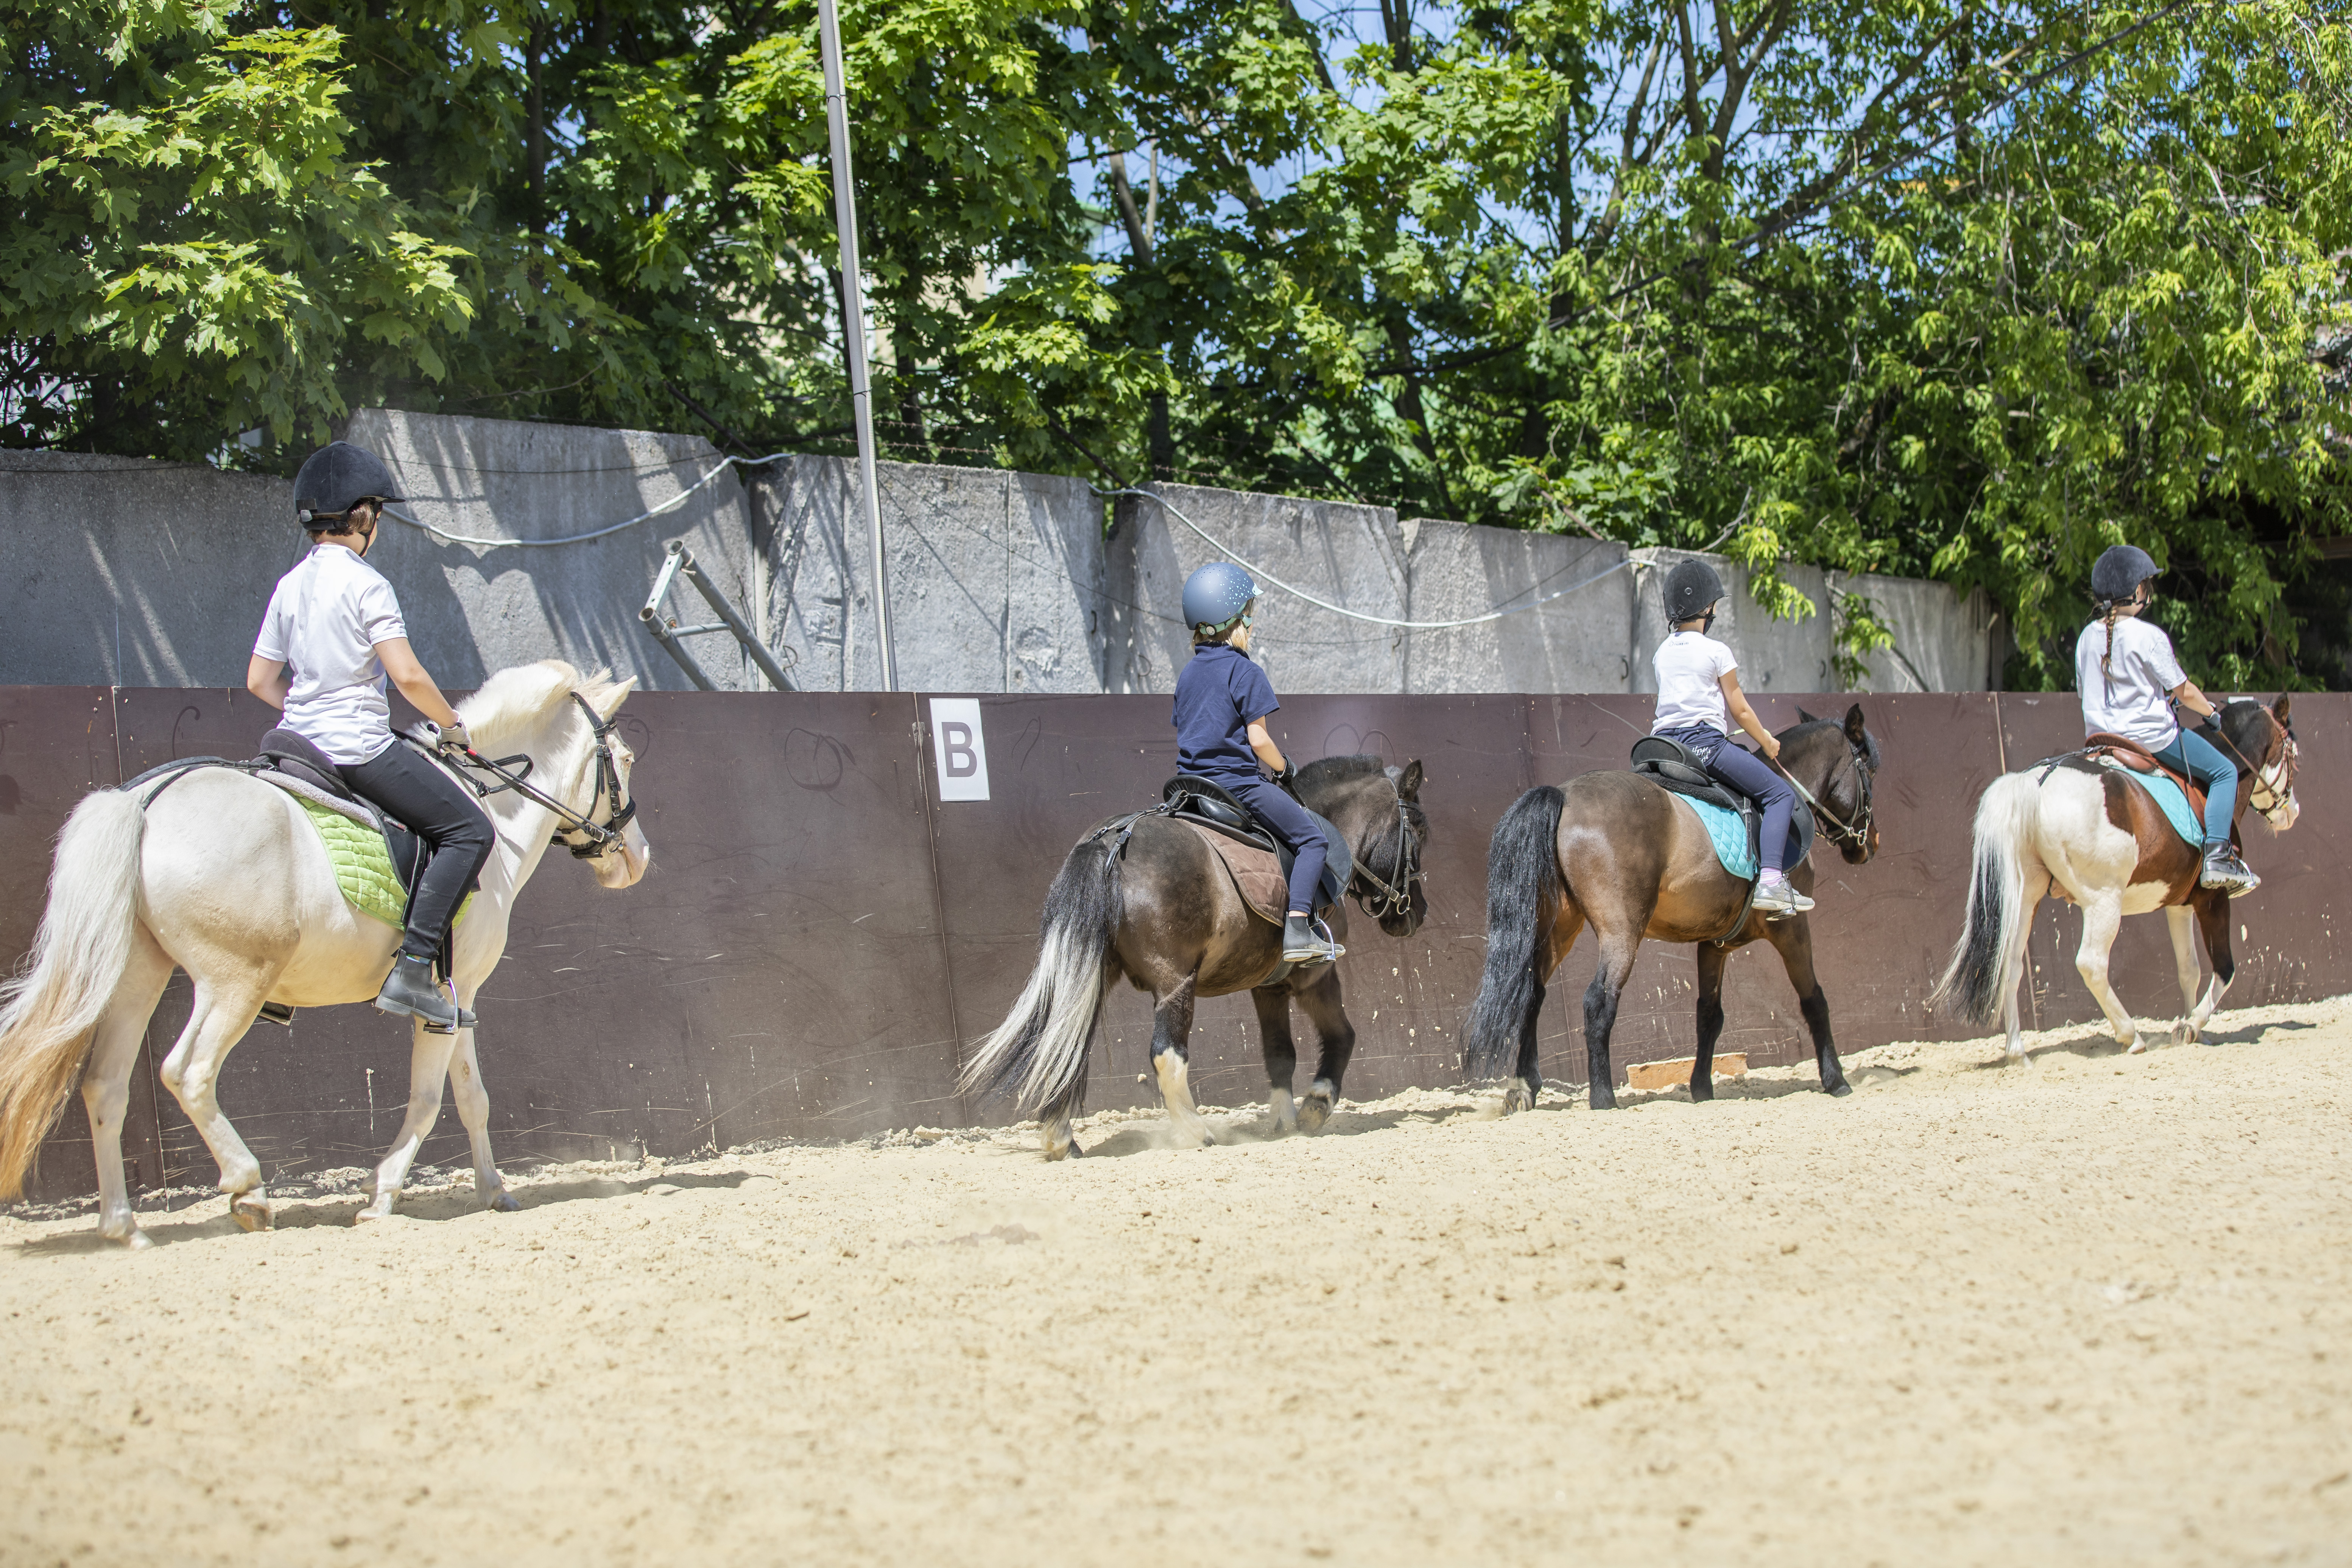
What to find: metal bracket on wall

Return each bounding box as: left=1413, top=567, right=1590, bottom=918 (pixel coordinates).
left=640, top=539, right=799, bottom=691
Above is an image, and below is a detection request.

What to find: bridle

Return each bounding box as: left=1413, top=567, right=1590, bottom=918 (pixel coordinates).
left=1349, top=779, right=1425, bottom=922
left=1776, top=730, right=1876, bottom=854
left=2205, top=707, right=2297, bottom=824
left=438, top=693, right=639, bottom=860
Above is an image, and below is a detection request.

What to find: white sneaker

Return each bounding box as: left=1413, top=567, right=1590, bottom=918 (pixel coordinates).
left=1753, top=874, right=1814, bottom=915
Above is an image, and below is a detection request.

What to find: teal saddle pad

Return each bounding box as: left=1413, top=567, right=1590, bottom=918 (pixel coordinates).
left=2098, top=757, right=2203, bottom=845
left=1678, top=795, right=1810, bottom=881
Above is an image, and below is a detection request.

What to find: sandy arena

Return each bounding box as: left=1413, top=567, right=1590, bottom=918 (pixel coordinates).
left=4, top=999, right=2350, bottom=1566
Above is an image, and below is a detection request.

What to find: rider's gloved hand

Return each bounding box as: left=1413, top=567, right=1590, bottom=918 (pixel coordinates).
left=436, top=721, right=472, bottom=755
left=2195, top=709, right=2221, bottom=736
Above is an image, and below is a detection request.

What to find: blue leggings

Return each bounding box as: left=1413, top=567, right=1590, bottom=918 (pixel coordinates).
left=2153, top=727, right=2238, bottom=848
left=1657, top=724, right=1797, bottom=875
left=1225, top=775, right=1331, bottom=914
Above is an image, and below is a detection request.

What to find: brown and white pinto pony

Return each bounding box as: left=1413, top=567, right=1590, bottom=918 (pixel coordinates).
left=1933, top=697, right=2299, bottom=1059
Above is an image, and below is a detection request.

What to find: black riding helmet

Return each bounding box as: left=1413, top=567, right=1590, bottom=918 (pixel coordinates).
left=2090, top=543, right=2158, bottom=607
left=294, top=441, right=403, bottom=528
left=1664, top=557, right=1726, bottom=623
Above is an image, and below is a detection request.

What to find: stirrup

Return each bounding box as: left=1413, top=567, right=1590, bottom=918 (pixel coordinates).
left=2199, top=848, right=2259, bottom=898
left=1281, top=914, right=1345, bottom=964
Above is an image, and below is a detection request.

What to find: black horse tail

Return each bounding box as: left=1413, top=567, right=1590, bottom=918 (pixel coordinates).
left=1930, top=773, right=2036, bottom=1026
left=1462, top=785, right=1566, bottom=1082
left=959, top=831, right=1122, bottom=1115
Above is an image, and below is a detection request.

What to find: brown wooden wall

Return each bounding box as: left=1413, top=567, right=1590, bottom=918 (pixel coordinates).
left=3, top=687, right=2340, bottom=1202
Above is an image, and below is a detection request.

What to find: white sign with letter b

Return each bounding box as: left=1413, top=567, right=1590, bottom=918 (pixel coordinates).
left=929, top=698, right=990, bottom=801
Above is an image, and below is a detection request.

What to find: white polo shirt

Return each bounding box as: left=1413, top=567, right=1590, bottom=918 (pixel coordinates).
left=252, top=543, right=407, bottom=765
left=2076, top=614, right=2188, bottom=749
left=1652, top=629, right=1737, bottom=735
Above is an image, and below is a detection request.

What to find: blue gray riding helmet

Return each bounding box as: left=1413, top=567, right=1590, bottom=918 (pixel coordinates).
left=2090, top=544, right=2159, bottom=606
left=1182, top=561, right=1259, bottom=634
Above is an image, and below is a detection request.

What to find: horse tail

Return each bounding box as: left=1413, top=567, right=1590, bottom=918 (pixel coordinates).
left=1462, top=785, right=1566, bottom=1081
left=0, top=790, right=147, bottom=1199
left=1931, top=772, right=2036, bottom=1026
left=958, top=831, right=1122, bottom=1115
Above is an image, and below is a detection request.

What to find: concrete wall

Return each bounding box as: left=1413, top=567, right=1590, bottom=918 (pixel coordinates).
left=2, top=412, right=1997, bottom=699
left=750, top=456, right=1108, bottom=693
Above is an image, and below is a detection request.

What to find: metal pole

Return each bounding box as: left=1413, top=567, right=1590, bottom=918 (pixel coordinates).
left=817, top=0, right=897, bottom=692
left=678, top=545, right=799, bottom=691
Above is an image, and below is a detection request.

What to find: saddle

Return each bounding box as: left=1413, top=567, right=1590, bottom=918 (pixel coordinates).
left=1161, top=776, right=1351, bottom=914
left=2075, top=731, right=2211, bottom=820
left=1628, top=736, right=1814, bottom=942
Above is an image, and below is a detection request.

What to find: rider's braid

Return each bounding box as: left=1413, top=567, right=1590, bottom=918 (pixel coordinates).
left=2100, top=599, right=2119, bottom=698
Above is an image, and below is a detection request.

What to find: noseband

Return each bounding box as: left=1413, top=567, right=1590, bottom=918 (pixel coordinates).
left=2209, top=711, right=2297, bottom=823
left=1778, top=733, right=1876, bottom=853
left=1349, top=780, right=1425, bottom=921
left=442, top=693, right=639, bottom=860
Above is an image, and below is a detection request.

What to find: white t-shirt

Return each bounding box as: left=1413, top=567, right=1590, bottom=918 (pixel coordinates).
left=252, top=544, right=408, bottom=765
left=2075, top=614, right=2187, bottom=749
left=1652, top=630, right=1737, bottom=735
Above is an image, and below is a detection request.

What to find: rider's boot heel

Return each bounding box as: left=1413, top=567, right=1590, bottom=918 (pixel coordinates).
left=374, top=953, right=467, bottom=1031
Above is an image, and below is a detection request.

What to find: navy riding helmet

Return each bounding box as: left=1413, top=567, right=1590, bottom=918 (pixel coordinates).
left=2090, top=544, right=2158, bottom=607
left=1183, top=560, right=1259, bottom=634
left=294, top=441, right=404, bottom=527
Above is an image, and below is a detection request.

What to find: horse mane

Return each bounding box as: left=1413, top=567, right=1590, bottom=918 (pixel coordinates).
left=1787, top=714, right=1880, bottom=771
left=457, top=660, right=619, bottom=752
left=1296, top=754, right=1388, bottom=788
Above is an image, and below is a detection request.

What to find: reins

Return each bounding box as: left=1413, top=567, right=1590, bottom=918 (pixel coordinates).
left=1776, top=733, right=1875, bottom=853
left=1349, top=779, right=1425, bottom=921
left=429, top=692, right=638, bottom=860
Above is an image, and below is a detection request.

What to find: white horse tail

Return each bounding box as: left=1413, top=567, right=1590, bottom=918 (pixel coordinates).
left=0, top=789, right=147, bottom=1199
left=958, top=831, right=1123, bottom=1116
left=1931, top=772, right=2038, bottom=1027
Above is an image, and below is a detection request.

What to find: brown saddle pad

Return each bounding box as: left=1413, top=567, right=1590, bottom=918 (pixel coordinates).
left=1181, top=819, right=1291, bottom=926
left=2082, top=732, right=2209, bottom=818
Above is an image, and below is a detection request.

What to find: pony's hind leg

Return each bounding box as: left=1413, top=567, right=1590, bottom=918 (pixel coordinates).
left=360, top=1020, right=462, bottom=1221
left=445, top=1029, right=519, bottom=1213
left=1291, top=965, right=1356, bottom=1133
left=1582, top=936, right=1641, bottom=1110
left=1250, top=985, right=1299, bottom=1134
left=1148, top=976, right=1211, bottom=1149
left=2073, top=893, right=2142, bottom=1052
left=82, top=927, right=172, bottom=1247
left=155, top=972, right=278, bottom=1231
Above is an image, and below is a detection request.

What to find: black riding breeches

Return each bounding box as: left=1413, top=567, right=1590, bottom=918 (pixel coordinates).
left=339, top=743, right=496, bottom=962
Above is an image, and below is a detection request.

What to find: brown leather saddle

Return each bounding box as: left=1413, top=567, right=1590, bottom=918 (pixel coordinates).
left=2078, top=732, right=2210, bottom=820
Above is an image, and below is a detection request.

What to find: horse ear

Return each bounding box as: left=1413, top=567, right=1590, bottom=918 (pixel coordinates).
left=2273, top=691, right=2292, bottom=727
left=1397, top=759, right=1424, bottom=800
left=593, top=677, right=637, bottom=722
left=1843, top=704, right=1868, bottom=744
left=1796, top=706, right=1818, bottom=725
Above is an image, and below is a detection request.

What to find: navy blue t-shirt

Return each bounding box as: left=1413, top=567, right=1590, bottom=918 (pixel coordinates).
left=1173, top=643, right=1280, bottom=783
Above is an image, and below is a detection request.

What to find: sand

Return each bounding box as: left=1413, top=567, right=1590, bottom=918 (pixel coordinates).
left=4, top=999, right=2350, bottom=1566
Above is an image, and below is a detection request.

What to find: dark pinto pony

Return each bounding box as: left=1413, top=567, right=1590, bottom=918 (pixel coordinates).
left=963, top=756, right=1430, bottom=1159
left=1463, top=707, right=1882, bottom=1109
left=1931, top=697, right=2299, bottom=1061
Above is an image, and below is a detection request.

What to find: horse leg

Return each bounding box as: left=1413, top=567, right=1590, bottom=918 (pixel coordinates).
left=1148, top=976, right=1211, bottom=1149
left=1691, top=940, right=1728, bottom=1102
left=1766, top=916, right=1848, bottom=1096
left=1251, top=985, right=1299, bottom=1134
left=1291, top=965, right=1355, bottom=1134
left=2163, top=905, right=2202, bottom=1045
left=1508, top=903, right=1582, bottom=1113
left=155, top=973, right=277, bottom=1232
left=1582, top=936, right=1640, bottom=1111
left=358, top=1021, right=462, bottom=1221
left=2000, top=880, right=2047, bottom=1064
left=2186, top=891, right=2235, bottom=1044
left=2073, top=892, right=2140, bottom=1052
left=81, top=927, right=172, bottom=1248
left=445, top=1028, right=519, bottom=1213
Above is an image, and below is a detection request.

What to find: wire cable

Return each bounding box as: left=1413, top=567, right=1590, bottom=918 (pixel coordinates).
left=1098, top=486, right=1637, bottom=631
left=382, top=451, right=791, bottom=549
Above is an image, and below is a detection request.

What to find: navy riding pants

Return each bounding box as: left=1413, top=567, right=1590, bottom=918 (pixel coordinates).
left=2152, top=726, right=2239, bottom=849
left=340, top=741, right=497, bottom=963
left=1225, top=775, right=1332, bottom=915
left=1656, top=724, right=1797, bottom=875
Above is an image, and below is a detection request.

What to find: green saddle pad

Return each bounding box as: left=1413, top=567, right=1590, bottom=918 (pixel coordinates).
left=296, top=798, right=472, bottom=930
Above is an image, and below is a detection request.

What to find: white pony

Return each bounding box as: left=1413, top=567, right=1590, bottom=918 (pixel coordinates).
left=0, top=661, right=651, bottom=1246
left=1933, top=696, right=2297, bottom=1060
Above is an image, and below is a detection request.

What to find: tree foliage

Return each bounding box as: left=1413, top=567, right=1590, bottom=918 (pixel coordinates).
left=8, top=0, right=2352, bottom=686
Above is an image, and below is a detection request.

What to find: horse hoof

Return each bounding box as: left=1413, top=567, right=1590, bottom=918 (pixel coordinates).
left=1500, top=1081, right=1532, bottom=1116
left=1297, top=1094, right=1335, bottom=1135
left=2126, top=1036, right=2149, bottom=1056
left=487, top=1191, right=521, bottom=1214
left=2171, top=1024, right=2199, bottom=1047
left=353, top=1197, right=396, bottom=1224
left=230, top=1193, right=273, bottom=1233
left=1826, top=1081, right=1853, bottom=1098
left=104, top=1226, right=153, bottom=1251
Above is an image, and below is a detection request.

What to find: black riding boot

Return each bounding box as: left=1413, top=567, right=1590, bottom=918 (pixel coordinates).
left=2199, top=842, right=2260, bottom=897
left=1281, top=913, right=1344, bottom=964
left=374, top=953, right=475, bottom=1031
